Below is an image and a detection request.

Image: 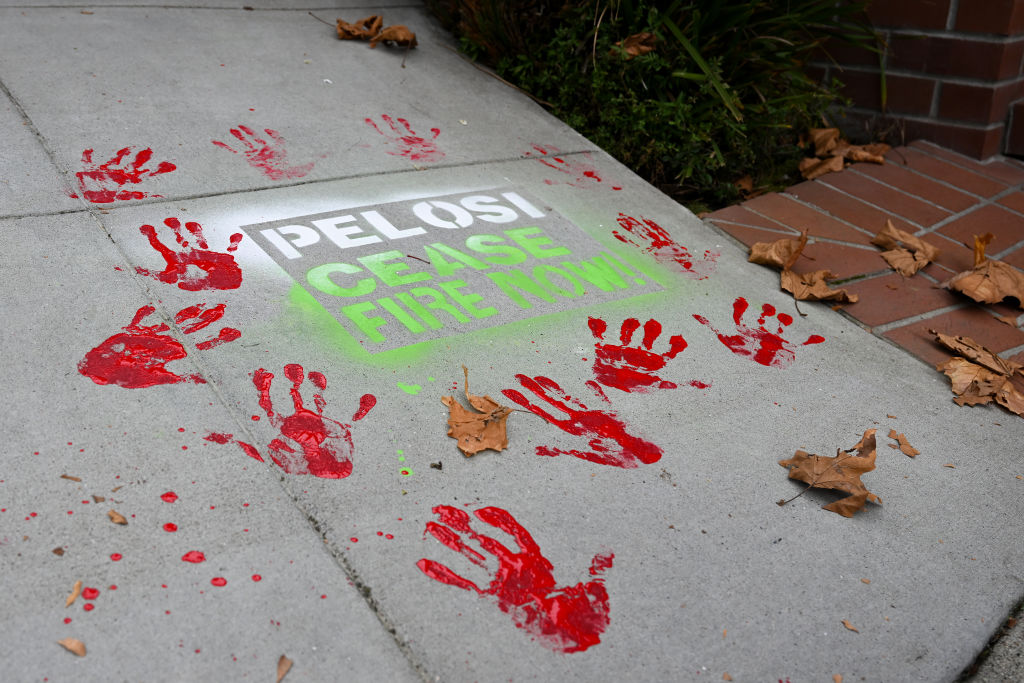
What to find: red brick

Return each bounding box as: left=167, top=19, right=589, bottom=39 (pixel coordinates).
left=706, top=204, right=796, bottom=232
left=849, top=162, right=977, bottom=211
left=741, top=193, right=877, bottom=246
left=883, top=306, right=1024, bottom=365
left=900, top=120, right=1006, bottom=159
left=869, top=0, right=951, bottom=30
left=887, top=75, right=940, bottom=116
left=956, top=0, right=1024, bottom=35
left=910, top=140, right=1024, bottom=180
left=921, top=232, right=978, bottom=276
left=885, top=146, right=1007, bottom=197
left=997, top=190, right=1024, bottom=214
left=818, top=171, right=952, bottom=226
left=1002, top=245, right=1024, bottom=271
left=842, top=272, right=963, bottom=328
left=1004, top=100, right=1024, bottom=155
left=939, top=204, right=1024, bottom=249
left=889, top=33, right=1024, bottom=80
left=711, top=222, right=800, bottom=251
left=838, top=68, right=884, bottom=110
left=785, top=180, right=920, bottom=235
left=938, top=81, right=1019, bottom=124
left=826, top=40, right=879, bottom=67
left=887, top=33, right=932, bottom=72
left=794, top=240, right=889, bottom=280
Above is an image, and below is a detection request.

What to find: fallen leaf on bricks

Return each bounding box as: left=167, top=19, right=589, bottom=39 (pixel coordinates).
left=799, top=129, right=890, bottom=179
left=799, top=154, right=844, bottom=180
left=807, top=128, right=841, bottom=156
left=871, top=220, right=938, bottom=276
left=842, top=619, right=859, bottom=633
left=613, top=32, right=656, bottom=59
left=58, top=638, right=86, bottom=656
left=441, top=365, right=513, bottom=456
left=836, top=141, right=890, bottom=164
left=887, top=430, right=920, bottom=457
left=66, top=580, right=82, bottom=607
left=277, top=655, right=293, bottom=683
left=780, top=269, right=858, bottom=303
left=777, top=429, right=881, bottom=517
left=107, top=509, right=128, bottom=525
left=931, top=330, right=1024, bottom=417
left=944, top=233, right=1024, bottom=308
left=336, top=15, right=382, bottom=40
left=932, top=330, right=1022, bottom=375
left=749, top=231, right=808, bottom=270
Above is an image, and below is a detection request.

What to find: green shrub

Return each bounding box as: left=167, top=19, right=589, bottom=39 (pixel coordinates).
left=426, top=0, right=878, bottom=209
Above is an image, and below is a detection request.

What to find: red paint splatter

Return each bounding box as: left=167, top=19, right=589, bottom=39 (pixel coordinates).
left=135, top=218, right=244, bottom=291
left=418, top=505, right=613, bottom=653
left=203, top=432, right=232, bottom=444
left=587, top=317, right=695, bottom=392
left=352, top=394, right=377, bottom=421
left=350, top=537, right=358, bottom=543
left=252, top=574, right=262, bottom=582
left=63, top=617, right=72, bottom=624
left=109, top=585, right=117, bottom=590
left=82, top=587, right=99, bottom=600
left=110, top=553, right=122, bottom=561
left=83, top=603, right=95, bottom=612
left=524, top=144, right=622, bottom=190
left=693, top=297, right=824, bottom=369
left=614, top=213, right=718, bottom=279
left=163, top=523, right=178, bottom=532
left=211, top=577, right=227, bottom=587
left=502, top=375, right=662, bottom=468
left=161, top=491, right=178, bottom=503
left=181, top=550, right=206, bottom=563
left=365, top=115, right=444, bottom=162
left=69, top=146, right=175, bottom=203
left=211, top=125, right=314, bottom=180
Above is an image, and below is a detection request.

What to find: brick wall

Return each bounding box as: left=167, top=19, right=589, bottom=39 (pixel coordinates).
left=821, top=0, right=1024, bottom=159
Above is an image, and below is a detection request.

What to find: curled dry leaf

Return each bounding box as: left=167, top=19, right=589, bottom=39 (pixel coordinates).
left=931, top=330, right=1024, bottom=417
left=799, top=155, right=844, bottom=180
left=842, top=619, right=859, bottom=633
left=107, top=509, right=128, bottom=525
left=871, top=219, right=938, bottom=276
left=944, top=233, right=1024, bottom=308
left=836, top=141, right=890, bottom=164
left=336, top=15, right=382, bottom=40
left=277, top=654, right=293, bottom=683
left=887, top=429, right=920, bottom=457
left=53, top=547, right=65, bottom=556
left=441, top=366, right=513, bottom=456
left=92, top=494, right=105, bottom=503
left=723, top=674, right=733, bottom=681
left=834, top=675, right=844, bottom=683
left=58, top=638, right=86, bottom=657
left=60, top=474, right=82, bottom=482
left=370, top=25, right=417, bottom=49
left=777, top=429, right=881, bottom=518
left=800, top=129, right=889, bottom=180
left=808, top=128, right=841, bottom=156
left=749, top=231, right=808, bottom=271
left=932, top=330, right=1022, bottom=375
left=613, top=32, right=656, bottom=59
left=943, top=463, right=956, bottom=468
left=780, top=269, right=858, bottom=303
left=66, top=579, right=82, bottom=607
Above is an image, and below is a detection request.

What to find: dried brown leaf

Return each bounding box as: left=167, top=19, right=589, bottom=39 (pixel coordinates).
left=836, top=141, right=890, bottom=164
left=930, top=330, right=1022, bottom=375
left=277, top=655, right=293, bottom=683
left=441, top=366, right=513, bottom=456
left=997, top=314, right=1019, bottom=327
left=887, top=429, right=920, bottom=457
left=935, top=357, right=1024, bottom=416
left=60, top=474, right=81, bottom=482
left=92, top=494, right=105, bottom=503
left=613, top=32, right=656, bottom=59
left=861, top=578, right=871, bottom=584
left=778, top=429, right=881, bottom=517
left=107, top=509, right=128, bottom=525
left=66, top=580, right=82, bottom=608
left=871, top=220, right=939, bottom=261
left=58, top=638, right=86, bottom=657
left=370, top=25, right=417, bottom=49
left=800, top=154, right=845, bottom=180
left=834, top=675, right=844, bottom=683
left=749, top=231, right=808, bottom=270
left=53, top=547, right=65, bottom=556
left=943, top=463, right=956, bottom=468
left=780, top=269, right=859, bottom=303
left=809, top=128, right=841, bottom=156
left=944, top=233, right=1024, bottom=308
left=336, top=15, right=382, bottom=40
left=886, top=414, right=897, bottom=419
left=723, top=674, right=733, bottom=681
left=842, top=619, right=859, bottom=633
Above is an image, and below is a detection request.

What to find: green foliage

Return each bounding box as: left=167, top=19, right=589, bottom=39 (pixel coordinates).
left=427, top=0, right=878, bottom=208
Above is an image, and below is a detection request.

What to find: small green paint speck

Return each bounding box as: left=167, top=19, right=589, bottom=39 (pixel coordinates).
left=397, top=382, right=422, bottom=395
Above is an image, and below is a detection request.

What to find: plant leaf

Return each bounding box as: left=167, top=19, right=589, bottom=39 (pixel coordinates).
left=778, top=429, right=880, bottom=517
left=441, top=366, right=513, bottom=456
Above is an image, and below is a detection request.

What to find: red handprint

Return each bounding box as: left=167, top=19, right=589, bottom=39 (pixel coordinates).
left=614, top=213, right=718, bottom=280
left=239, top=364, right=376, bottom=479
left=588, top=316, right=688, bottom=393
left=211, top=125, right=315, bottom=180
left=693, top=297, right=825, bottom=369
left=364, top=115, right=444, bottom=162
left=417, top=505, right=613, bottom=653
left=70, top=147, right=176, bottom=203
left=134, top=217, right=244, bottom=291
left=78, top=303, right=240, bottom=388
left=523, top=144, right=622, bottom=190
left=501, top=375, right=662, bottom=468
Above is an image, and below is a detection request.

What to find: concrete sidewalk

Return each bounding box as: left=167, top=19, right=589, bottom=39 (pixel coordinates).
left=1, top=3, right=1021, bottom=682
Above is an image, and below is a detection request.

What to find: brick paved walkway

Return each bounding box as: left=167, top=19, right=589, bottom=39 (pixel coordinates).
left=706, top=140, right=1024, bottom=368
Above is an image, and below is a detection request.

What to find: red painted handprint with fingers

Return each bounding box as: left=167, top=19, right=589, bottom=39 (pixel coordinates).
left=78, top=303, right=240, bottom=388
left=417, top=505, right=613, bottom=653
left=365, top=115, right=444, bottom=162
left=70, top=146, right=176, bottom=203
left=614, top=213, right=718, bottom=280
left=502, top=375, right=662, bottom=468
left=588, top=316, right=688, bottom=392
left=135, top=217, right=243, bottom=291
left=239, top=364, right=376, bottom=479
left=524, top=144, right=622, bottom=190
left=693, top=297, right=824, bottom=369
left=211, top=125, right=315, bottom=180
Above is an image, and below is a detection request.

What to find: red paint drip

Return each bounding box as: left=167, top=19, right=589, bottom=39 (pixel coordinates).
left=525, top=144, right=621, bottom=192
left=71, top=146, right=175, bottom=203
left=211, top=577, right=227, bottom=587
left=501, top=375, right=662, bottom=468
left=161, top=491, right=178, bottom=503
left=63, top=617, right=72, bottom=624
left=418, top=505, right=613, bottom=653
left=109, top=585, right=117, bottom=591
left=352, top=394, right=377, bottom=421
left=212, top=124, right=315, bottom=180
left=163, top=523, right=178, bottom=532
left=135, top=218, right=243, bottom=291
left=82, top=587, right=99, bottom=600
left=204, top=432, right=232, bottom=444
left=110, top=553, right=122, bottom=561
left=83, top=603, right=94, bottom=612
left=587, top=316, right=688, bottom=393
left=181, top=550, right=206, bottom=563
left=613, top=213, right=718, bottom=280
left=804, top=334, right=826, bottom=345
left=252, top=574, right=262, bottom=582
left=694, top=297, right=821, bottom=369
left=365, top=115, right=445, bottom=162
